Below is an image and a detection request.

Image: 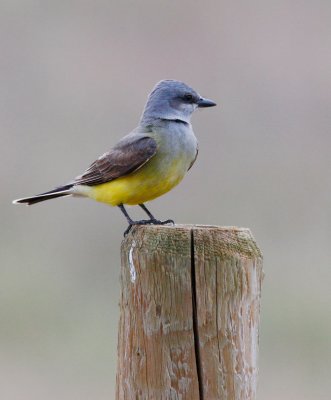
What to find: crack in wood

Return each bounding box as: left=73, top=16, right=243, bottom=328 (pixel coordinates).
left=190, top=229, right=204, bottom=400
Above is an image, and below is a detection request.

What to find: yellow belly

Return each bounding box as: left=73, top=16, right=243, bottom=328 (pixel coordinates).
left=87, top=158, right=185, bottom=206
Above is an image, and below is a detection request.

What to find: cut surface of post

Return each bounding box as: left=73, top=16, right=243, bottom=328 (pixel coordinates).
left=116, top=225, right=263, bottom=400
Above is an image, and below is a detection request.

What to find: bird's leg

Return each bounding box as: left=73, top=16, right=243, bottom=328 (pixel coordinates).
left=118, top=204, right=149, bottom=236
left=118, top=204, right=135, bottom=225
left=139, top=203, right=174, bottom=225
left=118, top=204, right=174, bottom=236
left=139, top=203, right=156, bottom=220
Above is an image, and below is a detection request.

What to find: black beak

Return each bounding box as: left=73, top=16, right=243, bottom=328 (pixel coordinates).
left=197, top=97, right=217, bottom=108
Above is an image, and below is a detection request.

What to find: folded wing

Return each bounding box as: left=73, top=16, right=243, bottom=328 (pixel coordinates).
left=73, top=135, right=157, bottom=186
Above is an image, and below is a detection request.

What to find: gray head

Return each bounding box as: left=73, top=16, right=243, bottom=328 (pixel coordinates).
left=140, top=80, right=216, bottom=124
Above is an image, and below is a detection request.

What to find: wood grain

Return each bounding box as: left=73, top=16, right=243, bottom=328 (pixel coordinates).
left=193, top=227, right=263, bottom=400
left=116, top=225, right=263, bottom=400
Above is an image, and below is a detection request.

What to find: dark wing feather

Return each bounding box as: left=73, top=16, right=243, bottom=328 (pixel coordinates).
left=188, top=146, right=198, bottom=171
left=73, top=135, right=157, bottom=186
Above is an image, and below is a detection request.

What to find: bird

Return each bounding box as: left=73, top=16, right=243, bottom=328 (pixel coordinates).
left=13, top=80, right=216, bottom=235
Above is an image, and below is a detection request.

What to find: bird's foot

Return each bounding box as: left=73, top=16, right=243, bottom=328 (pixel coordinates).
left=149, top=218, right=175, bottom=226
left=124, top=218, right=175, bottom=236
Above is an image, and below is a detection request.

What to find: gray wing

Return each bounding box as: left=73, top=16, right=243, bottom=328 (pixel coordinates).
left=73, top=134, right=157, bottom=186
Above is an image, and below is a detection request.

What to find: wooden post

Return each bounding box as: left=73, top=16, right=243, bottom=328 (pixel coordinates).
left=116, top=225, right=263, bottom=400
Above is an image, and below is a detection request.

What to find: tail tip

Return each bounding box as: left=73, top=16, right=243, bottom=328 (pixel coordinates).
left=12, top=198, right=29, bottom=205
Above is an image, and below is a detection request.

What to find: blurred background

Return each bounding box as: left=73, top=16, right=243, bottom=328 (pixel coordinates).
left=1, top=1, right=330, bottom=399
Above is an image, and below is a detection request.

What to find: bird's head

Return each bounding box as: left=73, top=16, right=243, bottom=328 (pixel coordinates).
left=141, top=80, right=216, bottom=124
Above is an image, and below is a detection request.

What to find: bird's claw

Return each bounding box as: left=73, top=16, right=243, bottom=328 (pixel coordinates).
left=123, top=218, right=175, bottom=236
left=160, top=219, right=174, bottom=225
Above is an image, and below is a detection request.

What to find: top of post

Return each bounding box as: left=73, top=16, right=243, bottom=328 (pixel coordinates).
left=122, top=224, right=262, bottom=259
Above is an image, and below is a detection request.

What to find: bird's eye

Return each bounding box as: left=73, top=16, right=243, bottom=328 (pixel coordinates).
left=183, top=93, right=194, bottom=102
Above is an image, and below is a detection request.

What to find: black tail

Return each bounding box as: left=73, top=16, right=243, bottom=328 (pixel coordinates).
left=13, top=185, right=73, bottom=206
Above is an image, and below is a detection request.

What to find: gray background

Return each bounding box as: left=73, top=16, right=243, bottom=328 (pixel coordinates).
left=1, top=1, right=330, bottom=399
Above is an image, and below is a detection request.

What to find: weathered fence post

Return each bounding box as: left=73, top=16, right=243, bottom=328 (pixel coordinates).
left=116, top=225, right=263, bottom=400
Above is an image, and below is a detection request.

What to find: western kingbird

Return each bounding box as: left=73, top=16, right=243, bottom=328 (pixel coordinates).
left=13, top=80, right=216, bottom=234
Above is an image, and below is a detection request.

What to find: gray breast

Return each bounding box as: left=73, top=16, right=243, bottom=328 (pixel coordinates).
left=158, top=121, right=198, bottom=161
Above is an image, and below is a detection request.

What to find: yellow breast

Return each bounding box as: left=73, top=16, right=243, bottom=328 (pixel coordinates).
left=86, top=157, right=186, bottom=206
